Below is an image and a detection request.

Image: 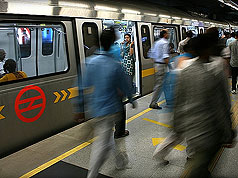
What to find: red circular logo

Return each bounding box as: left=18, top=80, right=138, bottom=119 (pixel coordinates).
left=15, top=85, right=46, bottom=123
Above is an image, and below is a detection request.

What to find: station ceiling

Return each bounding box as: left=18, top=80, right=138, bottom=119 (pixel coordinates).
left=141, top=0, right=238, bottom=23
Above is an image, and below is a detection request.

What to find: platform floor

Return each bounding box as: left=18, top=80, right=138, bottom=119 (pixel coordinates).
left=1, top=92, right=238, bottom=178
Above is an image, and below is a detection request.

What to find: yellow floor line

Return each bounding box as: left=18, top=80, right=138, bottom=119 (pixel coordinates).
left=19, top=138, right=95, bottom=178
left=20, top=99, right=166, bottom=178
left=143, top=118, right=173, bottom=128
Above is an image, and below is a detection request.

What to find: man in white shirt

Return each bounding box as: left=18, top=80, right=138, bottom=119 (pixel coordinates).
left=177, top=30, right=193, bottom=54
left=226, top=32, right=236, bottom=47
left=149, top=29, right=169, bottom=109
left=0, top=49, right=6, bottom=76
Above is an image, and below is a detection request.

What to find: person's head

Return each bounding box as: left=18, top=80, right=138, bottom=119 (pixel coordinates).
left=224, top=31, right=230, bottom=38
left=186, top=30, right=193, bottom=38
left=124, top=33, right=131, bottom=43
left=3, top=59, right=16, bottom=73
left=235, top=32, right=238, bottom=39
left=100, top=27, right=116, bottom=51
left=0, top=49, right=6, bottom=62
left=159, top=29, right=169, bottom=39
left=190, top=33, right=218, bottom=59
left=205, top=27, right=219, bottom=42
left=231, top=32, right=236, bottom=38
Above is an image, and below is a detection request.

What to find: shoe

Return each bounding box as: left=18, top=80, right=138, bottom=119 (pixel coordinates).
left=153, top=154, right=169, bottom=166
left=149, top=104, right=162, bottom=109
left=231, top=90, right=236, bottom=94
left=114, top=130, right=129, bottom=139
left=116, top=152, right=129, bottom=170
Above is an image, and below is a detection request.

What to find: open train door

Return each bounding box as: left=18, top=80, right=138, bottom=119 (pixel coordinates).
left=75, top=19, right=102, bottom=71
left=137, top=22, right=154, bottom=96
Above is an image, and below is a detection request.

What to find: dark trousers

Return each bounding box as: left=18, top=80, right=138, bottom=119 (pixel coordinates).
left=114, top=106, right=126, bottom=136
left=183, top=144, right=221, bottom=178
left=231, top=67, right=238, bottom=90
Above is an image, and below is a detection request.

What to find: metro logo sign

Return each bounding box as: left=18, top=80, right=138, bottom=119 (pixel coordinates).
left=15, top=85, right=46, bottom=123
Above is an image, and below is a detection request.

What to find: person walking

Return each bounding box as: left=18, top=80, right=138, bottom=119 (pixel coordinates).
left=77, top=27, right=136, bottom=178
left=149, top=29, right=170, bottom=109
left=229, top=32, right=238, bottom=94
left=177, top=30, right=193, bottom=55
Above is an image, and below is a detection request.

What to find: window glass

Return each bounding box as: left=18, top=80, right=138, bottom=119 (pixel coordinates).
left=17, top=28, right=31, bottom=58
left=182, top=27, right=186, bottom=40
left=42, top=28, right=54, bottom=56
left=141, top=25, right=151, bottom=59
left=0, top=23, right=68, bottom=84
left=82, top=23, right=99, bottom=57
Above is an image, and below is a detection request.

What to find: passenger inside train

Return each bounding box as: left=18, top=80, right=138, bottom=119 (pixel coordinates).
left=0, top=59, right=27, bottom=83
left=0, top=49, right=6, bottom=77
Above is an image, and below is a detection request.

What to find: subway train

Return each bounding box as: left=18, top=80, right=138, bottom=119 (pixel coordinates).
left=0, top=0, right=237, bottom=158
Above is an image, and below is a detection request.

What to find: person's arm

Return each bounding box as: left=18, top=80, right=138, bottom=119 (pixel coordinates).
left=162, top=43, right=170, bottom=64
left=129, top=41, right=134, bottom=56
left=0, top=74, right=8, bottom=83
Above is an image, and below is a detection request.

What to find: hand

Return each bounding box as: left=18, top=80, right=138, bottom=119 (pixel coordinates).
left=131, top=101, right=137, bottom=109
left=74, top=112, right=85, bottom=124
left=130, top=41, right=134, bottom=47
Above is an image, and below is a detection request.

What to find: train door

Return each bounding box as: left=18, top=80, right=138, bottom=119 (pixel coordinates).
left=137, top=22, right=153, bottom=95
left=103, top=20, right=140, bottom=95
left=180, top=26, right=187, bottom=40
left=75, top=19, right=102, bottom=68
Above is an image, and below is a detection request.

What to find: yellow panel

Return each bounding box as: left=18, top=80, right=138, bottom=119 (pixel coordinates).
left=142, top=68, right=155, bottom=78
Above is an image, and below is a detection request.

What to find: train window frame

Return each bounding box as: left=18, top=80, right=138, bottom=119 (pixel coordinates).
left=82, top=22, right=100, bottom=58
left=41, top=28, right=54, bottom=56
left=141, top=25, right=151, bottom=59
left=18, top=27, right=32, bottom=58
left=182, top=27, right=186, bottom=40
left=0, top=21, right=70, bottom=86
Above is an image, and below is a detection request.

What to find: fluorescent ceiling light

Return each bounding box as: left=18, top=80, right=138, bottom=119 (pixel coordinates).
left=121, top=9, right=140, bottom=14
left=94, top=5, right=118, bottom=11
left=182, top=18, right=190, bottom=21
left=191, top=19, right=198, bottom=21
left=172, top=16, right=181, bottom=20
left=144, top=13, right=157, bottom=16
left=159, top=14, right=171, bottom=18
left=59, top=2, right=89, bottom=8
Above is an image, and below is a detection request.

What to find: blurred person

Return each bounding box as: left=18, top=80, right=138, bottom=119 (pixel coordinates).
left=226, top=32, right=236, bottom=46
left=174, top=34, right=235, bottom=178
left=0, top=59, right=27, bottom=83
left=149, top=29, right=170, bottom=109
left=177, top=30, right=193, bottom=55
left=229, top=32, right=238, bottom=94
left=220, top=31, right=230, bottom=48
left=0, top=49, right=6, bottom=76
left=77, top=27, right=136, bottom=178
left=153, top=39, right=198, bottom=164
left=108, top=40, right=130, bottom=139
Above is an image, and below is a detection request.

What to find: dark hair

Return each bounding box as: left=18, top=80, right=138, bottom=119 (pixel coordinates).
left=231, top=32, right=236, bottom=38
left=3, top=59, right=16, bottom=73
left=205, top=27, right=219, bottom=43
left=224, top=31, right=230, bottom=37
left=159, top=30, right=168, bottom=38
left=186, top=30, right=193, bottom=38
left=124, top=33, right=131, bottom=39
left=100, top=27, right=116, bottom=51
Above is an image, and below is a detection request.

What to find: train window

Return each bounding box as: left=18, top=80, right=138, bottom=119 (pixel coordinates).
left=0, top=23, right=68, bottom=84
left=82, top=22, right=99, bottom=57
left=17, top=28, right=31, bottom=58
left=200, top=28, right=204, bottom=34
left=182, top=27, right=186, bottom=40
left=42, top=28, right=54, bottom=56
left=141, top=25, right=151, bottom=59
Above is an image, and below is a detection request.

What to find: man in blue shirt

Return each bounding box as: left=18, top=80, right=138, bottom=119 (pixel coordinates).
left=77, top=27, right=136, bottom=178
left=149, top=29, right=170, bottom=109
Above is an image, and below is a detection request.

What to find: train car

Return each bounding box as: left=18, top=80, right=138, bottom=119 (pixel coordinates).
left=0, top=0, right=232, bottom=158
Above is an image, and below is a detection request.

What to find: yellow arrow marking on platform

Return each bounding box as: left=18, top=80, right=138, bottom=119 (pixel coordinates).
left=53, top=92, right=61, bottom=103
left=152, top=138, right=186, bottom=151
left=0, top=105, right=5, bottom=120
left=143, top=118, right=173, bottom=128
left=61, top=90, right=67, bottom=101
left=68, top=87, right=78, bottom=99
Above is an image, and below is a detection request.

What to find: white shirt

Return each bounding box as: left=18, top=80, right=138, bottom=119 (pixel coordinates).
left=150, top=38, right=169, bottom=63
left=177, top=37, right=190, bottom=54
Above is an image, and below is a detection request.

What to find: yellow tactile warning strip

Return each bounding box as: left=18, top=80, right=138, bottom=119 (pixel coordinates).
left=152, top=138, right=186, bottom=151
left=143, top=118, right=173, bottom=128
left=20, top=99, right=166, bottom=178
left=142, top=68, right=155, bottom=78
